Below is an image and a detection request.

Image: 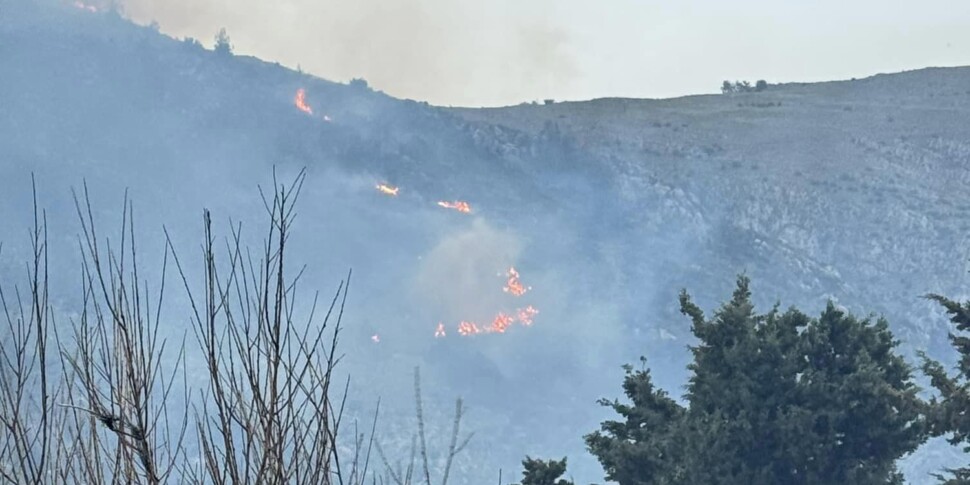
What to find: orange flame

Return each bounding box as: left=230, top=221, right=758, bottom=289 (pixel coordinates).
left=73, top=1, right=98, bottom=12
left=458, top=321, right=482, bottom=336
left=431, top=263, right=540, bottom=339
left=371, top=334, right=380, bottom=343
left=503, top=267, right=531, bottom=297
left=488, top=313, right=515, bottom=333
left=516, top=305, right=539, bottom=326
left=437, top=201, right=471, bottom=213
left=376, top=183, right=400, bottom=196
left=294, top=88, right=313, bottom=115
left=442, top=306, right=539, bottom=338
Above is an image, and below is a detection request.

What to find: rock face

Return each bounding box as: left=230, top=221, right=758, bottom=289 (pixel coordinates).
left=2, top=2, right=969, bottom=482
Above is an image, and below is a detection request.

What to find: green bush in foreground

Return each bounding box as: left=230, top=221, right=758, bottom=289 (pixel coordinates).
left=583, top=276, right=927, bottom=485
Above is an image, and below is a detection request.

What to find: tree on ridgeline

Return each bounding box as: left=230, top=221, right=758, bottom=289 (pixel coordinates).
left=214, top=27, right=233, bottom=56
left=584, top=276, right=928, bottom=485
left=721, top=80, right=769, bottom=93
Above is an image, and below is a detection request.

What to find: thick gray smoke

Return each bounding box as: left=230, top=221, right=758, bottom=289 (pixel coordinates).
left=118, top=0, right=578, bottom=106
left=412, top=219, right=522, bottom=324
left=115, top=0, right=970, bottom=106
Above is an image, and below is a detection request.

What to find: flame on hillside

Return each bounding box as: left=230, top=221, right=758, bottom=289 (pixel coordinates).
left=488, top=313, right=515, bottom=333
left=443, top=306, right=540, bottom=338
left=376, top=183, right=399, bottom=196
left=437, top=201, right=471, bottom=214
left=503, top=267, right=530, bottom=297
left=516, top=305, right=539, bottom=326
left=294, top=89, right=313, bottom=115
left=433, top=264, right=540, bottom=339
left=457, top=321, right=482, bottom=336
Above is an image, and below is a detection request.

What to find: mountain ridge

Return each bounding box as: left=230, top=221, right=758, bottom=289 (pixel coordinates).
left=3, top=1, right=970, bottom=481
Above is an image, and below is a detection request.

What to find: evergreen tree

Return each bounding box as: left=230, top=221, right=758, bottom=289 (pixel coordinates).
left=214, top=28, right=233, bottom=56
left=585, top=276, right=927, bottom=485
left=921, top=294, right=970, bottom=483
left=517, top=457, right=575, bottom=485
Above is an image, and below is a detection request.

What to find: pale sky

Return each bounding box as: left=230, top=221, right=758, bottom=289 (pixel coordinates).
left=119, top=0, right=970, bottom=107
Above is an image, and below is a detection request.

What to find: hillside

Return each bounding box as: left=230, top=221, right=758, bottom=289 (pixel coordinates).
left=3, top=1, right=970, bottom=482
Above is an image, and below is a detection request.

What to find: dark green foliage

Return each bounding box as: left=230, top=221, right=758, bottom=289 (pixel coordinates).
left=755, top=80, right=768, bottom=91
left=585, top=361, right=684, bottom=484
left=586, top=276, right=927, bottom=485
left=517, top=457, right=575, bottom=485
left=921, top=294, right=970, bottom=484
left=214, top=28, right=233, bottom=56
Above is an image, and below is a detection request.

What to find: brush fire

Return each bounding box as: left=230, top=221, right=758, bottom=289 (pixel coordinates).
left=294, top=88, right=313, bottom=115
left=376, top=183, right=400, bottom=196
left=503, top=266, right=530, bottom=296
left=448, top=307, right=540, bottom=337
left=437, top=201, right=472, bottom=213
left=436, top=268, right=539, bottom=338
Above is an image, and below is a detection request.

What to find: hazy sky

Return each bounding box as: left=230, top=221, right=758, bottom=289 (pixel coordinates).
left=119, top=0, right=970, bottom=107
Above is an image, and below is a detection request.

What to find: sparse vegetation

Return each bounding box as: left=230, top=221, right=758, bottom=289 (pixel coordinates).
left=0, top=173, right=386, bottom=484
left=0, top=173, right=476, bottom=484
left=722, top=79, right=769, bottom=94
left=372, top=368, right=471, bottom=485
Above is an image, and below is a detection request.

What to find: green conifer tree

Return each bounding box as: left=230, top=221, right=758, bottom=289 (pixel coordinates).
left=921, top=294, right=970, bottom=484
left=585, top=276, right=927, bottom=485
